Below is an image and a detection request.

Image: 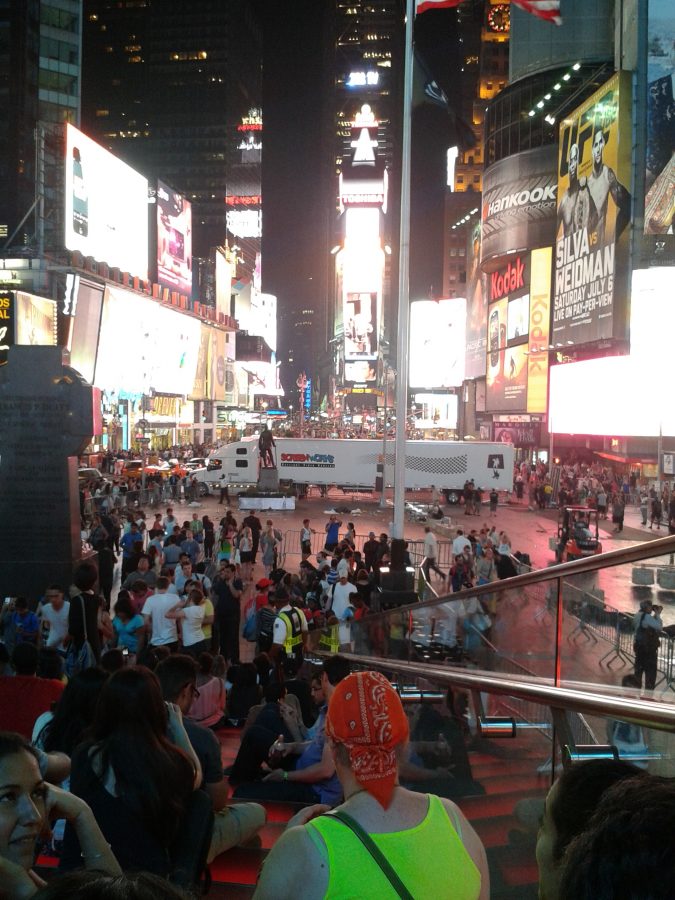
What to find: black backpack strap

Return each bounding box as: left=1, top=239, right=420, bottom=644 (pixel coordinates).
left=328, top=810, right=414, bottom=900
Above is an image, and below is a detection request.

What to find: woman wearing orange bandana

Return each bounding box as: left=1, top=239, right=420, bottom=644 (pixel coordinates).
left=254, top=670, right=488, bottom=899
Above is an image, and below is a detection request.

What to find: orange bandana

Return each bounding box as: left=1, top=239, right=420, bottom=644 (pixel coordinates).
left=326, top=671, right=409, bottom=809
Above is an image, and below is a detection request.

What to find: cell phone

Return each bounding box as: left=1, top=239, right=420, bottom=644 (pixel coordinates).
left=122, top=647, right=129, bottom=658
left=3, top=597, right=12, bottom=609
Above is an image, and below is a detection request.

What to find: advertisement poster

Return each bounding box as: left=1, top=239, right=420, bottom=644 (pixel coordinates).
left=493, top=421, right=541, bottom=447
left=464, top=222, right=488, bottom=379
left=191, top=326, right=211, bottom=399
left=69, top=281, right=104, bottom=384
left=64, top=124, right=149, bottom=279
left=345, top=360, right=376, bottom=383
left=15, top=293, right=57, bottom=347
left=486, top=254, right=530, bottom=412
left=409, top=298, right=466, bottom=389
left=645, top=0, right=675, bottom=237
left=0, top=291, right=14, bottom=367
left=344, top=291, right=378, bottom=360
left=527, top=247, right=552, bottom=414
left=157, top=181, right=192, bottom=297
left=481, top=145, right=558, bottom=266
left=95, top=287, right=198, bottom=396
left=553, top=73, right=632, bottom=346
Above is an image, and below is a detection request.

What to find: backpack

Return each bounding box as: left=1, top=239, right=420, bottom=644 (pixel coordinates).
left=634, top=613, right=660, bottom=653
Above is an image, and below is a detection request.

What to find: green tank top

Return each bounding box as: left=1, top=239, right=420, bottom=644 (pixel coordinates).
left=306, top=793, right=481, bottom=899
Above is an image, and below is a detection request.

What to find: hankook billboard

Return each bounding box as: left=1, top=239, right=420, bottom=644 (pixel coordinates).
left=552, top=73, right=632, bottom=346
left=481, top=145, right=558, bottom=267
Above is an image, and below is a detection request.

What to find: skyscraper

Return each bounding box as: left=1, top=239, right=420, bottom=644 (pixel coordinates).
left=81, top=0, right=262, bottom=270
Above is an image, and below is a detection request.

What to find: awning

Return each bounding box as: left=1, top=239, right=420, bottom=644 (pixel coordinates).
left=593, top=451, right=657, bottom=466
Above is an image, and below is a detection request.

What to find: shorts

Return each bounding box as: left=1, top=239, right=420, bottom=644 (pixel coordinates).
left=240, top=551, right=254, bottom=564
left=325, top=542, right=338, bottom=553
left=301, top=540, right=312, bottom=555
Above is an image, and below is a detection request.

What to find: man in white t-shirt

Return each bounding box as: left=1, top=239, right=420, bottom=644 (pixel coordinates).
left=328, top=574, right=358, bottom=647
left=452, top=529, right=472, bottom=557
left=142, top=575, right=179, bottom=650
left=38, top=585, right=70, bottom=652
left=422, top=526, right=445, bottom=583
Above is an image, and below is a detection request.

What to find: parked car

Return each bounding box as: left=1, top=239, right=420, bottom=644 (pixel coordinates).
left=78, top=467, right=104, bottom=485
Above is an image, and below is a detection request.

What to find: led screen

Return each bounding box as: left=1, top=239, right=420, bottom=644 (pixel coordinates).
left=69, top=280, right=104, bottom=384
left=95, top=286, right=199, bottom=395
left=409, top=298, right=466, bottom=389
left=549, top=267, right=675, bottom=435
left=486, top=342, right=528, bottom=412
left=507, top=294, right=530, bottom=342
left=65, top=124, right=149, bottom=279
left=157, top=181, right=192, bottom=296
left=344, top=292, right=378, bottom=361
left=15, top=293, right=57, bottom=347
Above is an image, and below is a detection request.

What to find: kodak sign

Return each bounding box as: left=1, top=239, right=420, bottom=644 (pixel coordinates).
left=490, top=256, right=527, bottom=302
left=527, top=247, right=552, bottom=415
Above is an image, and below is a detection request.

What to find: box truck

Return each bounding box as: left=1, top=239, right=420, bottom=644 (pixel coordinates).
left=193, top=437, right=514, bottom=503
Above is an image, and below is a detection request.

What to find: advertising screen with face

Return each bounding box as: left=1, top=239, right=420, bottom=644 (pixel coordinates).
left=345, top=360, right=377, bottom=383
left=409, top=298, right=466, bottom=389
left=64, top=124, right=149, bottom=279
left=157, top=181, right=192, bottom=297
left=553, top=73, right=632, bottom=346
left=344, top=292, right=378, bottom=360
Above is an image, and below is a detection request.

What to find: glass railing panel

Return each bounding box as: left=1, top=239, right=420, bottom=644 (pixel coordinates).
left=558, top=551, right=675, bottom=701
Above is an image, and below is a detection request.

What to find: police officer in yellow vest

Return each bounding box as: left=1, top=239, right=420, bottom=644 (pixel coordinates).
left=270, top=587, right=309, bottom=674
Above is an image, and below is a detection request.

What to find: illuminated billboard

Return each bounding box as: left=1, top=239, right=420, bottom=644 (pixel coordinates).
left=68, top=280, right=104, bottom=384
left=486, top=254, right=535, bottom=413
left=344, top=292, right=378, bottom=360
left=15, top=293, right=57, bottom=347
left=409, top=298, right=466, bottom=389
left=549, top=267, right=675, bottom=435
left=95, top=287, right=199, bottom=395
left=645, top=0, right=675, bottom=238
left=553, top=73, right=632, bottom=346
left=157, top=181, right=192, bottom=297
left=64, top=124, right=149, bottom=279
left=526, top=247, right=552, bottom=414
left=345, top=360, right=377, bottom=383
left=481, top=145, right=558, bottom=266
left=413, top=393, right=458, bottom=430
left=464, top=223, right=488, bottom=379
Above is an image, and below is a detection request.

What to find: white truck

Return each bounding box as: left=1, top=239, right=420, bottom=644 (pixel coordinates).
left=193, top=436, right=514, bottom=503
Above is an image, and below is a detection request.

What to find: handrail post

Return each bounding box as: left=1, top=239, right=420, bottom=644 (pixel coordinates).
left=554, top=575, right=564, bottom=687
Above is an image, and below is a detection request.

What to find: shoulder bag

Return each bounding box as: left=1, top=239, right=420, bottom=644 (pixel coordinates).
left=65, top=594, right=97, bottom=677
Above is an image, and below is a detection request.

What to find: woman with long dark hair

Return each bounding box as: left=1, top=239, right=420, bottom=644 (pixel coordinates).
left=60, top=667, right=201, bottom=876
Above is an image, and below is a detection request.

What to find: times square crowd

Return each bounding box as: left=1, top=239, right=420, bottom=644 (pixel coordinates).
left=1, top=446, right=674, bottom=896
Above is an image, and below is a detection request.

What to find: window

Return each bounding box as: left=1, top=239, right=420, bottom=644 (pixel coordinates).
left=235, top=460, right=249, bottom=469
left=235, top=448, right=248, bottom=455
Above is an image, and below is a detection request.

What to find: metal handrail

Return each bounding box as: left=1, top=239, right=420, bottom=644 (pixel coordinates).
left=367, top=534, right=675, bottom=621
left=332, top=653, right=675, bottom=734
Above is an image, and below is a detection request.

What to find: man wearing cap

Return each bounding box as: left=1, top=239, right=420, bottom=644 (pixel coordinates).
left=254, top=670, right=489, bottom=899
left=633, top=599, right=663, bottom=690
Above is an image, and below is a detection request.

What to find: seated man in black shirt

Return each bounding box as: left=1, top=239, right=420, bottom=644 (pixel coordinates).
left=156, top=655, right=265, bottom=862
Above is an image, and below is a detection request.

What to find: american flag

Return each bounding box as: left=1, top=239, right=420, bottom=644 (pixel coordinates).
left=416, top=0, right=563, bottom=26
left=512, top=0, right=562, bottom=26
left=415, top=0, right=462, bottom=14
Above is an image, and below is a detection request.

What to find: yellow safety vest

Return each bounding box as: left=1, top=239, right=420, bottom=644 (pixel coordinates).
left=278, top=609, right=305, bottom=655
left=319, top=623, right=340, bottom=653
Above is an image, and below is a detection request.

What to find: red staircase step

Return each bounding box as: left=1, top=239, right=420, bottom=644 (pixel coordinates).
left=210, top=847, right=267, bottom=886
